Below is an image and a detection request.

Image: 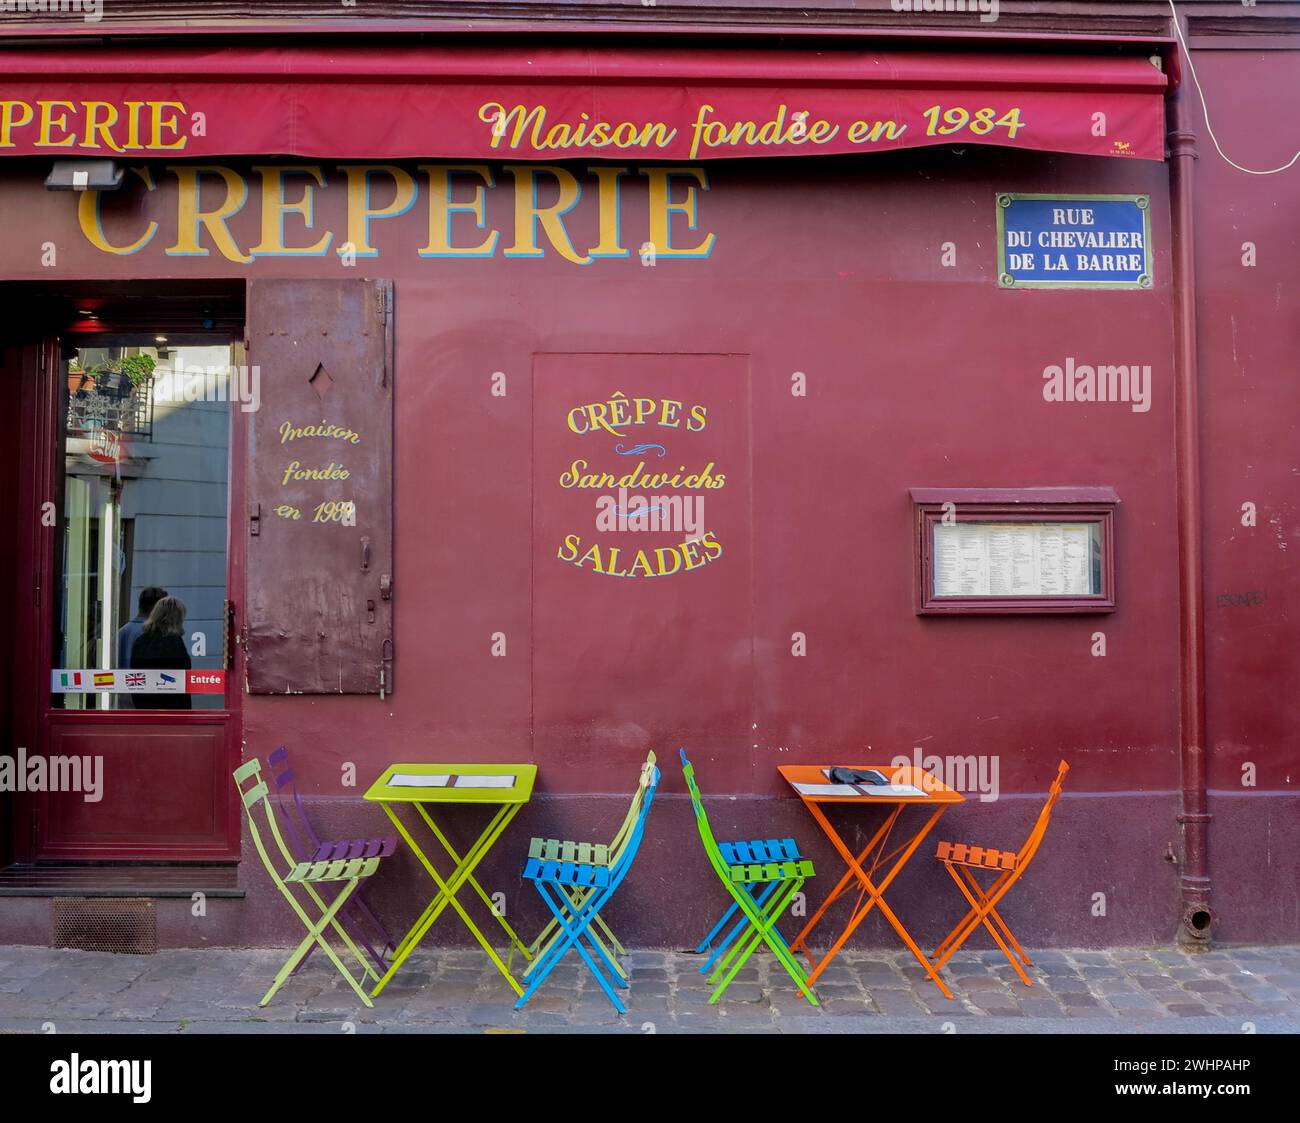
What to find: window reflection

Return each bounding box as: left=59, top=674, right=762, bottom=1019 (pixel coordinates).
left=53, top=342, right=231, bottom=711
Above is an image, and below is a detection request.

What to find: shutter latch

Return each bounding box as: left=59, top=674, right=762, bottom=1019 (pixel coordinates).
left=379, top=638, right=394, bottom=700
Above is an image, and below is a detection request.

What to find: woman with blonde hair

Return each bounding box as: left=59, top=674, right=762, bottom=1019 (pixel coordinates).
left=129, top=595, right=192, bottom=710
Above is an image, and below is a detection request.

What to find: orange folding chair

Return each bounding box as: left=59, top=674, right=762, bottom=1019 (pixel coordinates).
left=929, top=760, right=1069, bottom=988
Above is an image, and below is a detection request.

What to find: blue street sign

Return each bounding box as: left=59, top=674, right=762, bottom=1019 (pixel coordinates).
left=997, top=194, right=1152, bottom=289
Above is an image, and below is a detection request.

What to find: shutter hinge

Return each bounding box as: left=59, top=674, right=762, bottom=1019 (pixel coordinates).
left=379, top=281, right=393, bottom=389
left=249, top=502, right=261, bottom=537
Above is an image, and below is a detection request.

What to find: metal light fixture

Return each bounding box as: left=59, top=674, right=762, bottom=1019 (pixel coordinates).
left=44, top=159, right=124, bottom=192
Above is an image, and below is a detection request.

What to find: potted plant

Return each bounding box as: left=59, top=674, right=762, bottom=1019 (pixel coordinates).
left=75, top=353, right=157, bottom=400
left=118, top=353, right=157, bottom=391
left=67, top=358, right=94, bottom=397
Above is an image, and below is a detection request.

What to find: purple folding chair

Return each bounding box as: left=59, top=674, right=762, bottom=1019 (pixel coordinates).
left=267, top=745, right=398, bottom=974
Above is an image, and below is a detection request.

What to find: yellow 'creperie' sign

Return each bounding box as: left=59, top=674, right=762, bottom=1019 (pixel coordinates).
left=1, top=98, right=190, bottom=152
left=74, top=164, right=717, bottom=264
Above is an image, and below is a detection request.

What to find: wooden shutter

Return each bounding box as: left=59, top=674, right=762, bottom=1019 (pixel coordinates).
left=245, top=279, right=394, bottom=694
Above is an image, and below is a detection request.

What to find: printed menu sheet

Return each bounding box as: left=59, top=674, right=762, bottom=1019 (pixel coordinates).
left=933, top=522, right=1095, bottom=597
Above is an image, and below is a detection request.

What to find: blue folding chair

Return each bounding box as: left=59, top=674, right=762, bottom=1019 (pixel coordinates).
left=515, top=758, right=659, bottom=1013
left=516, top=751, right=657, bottom=984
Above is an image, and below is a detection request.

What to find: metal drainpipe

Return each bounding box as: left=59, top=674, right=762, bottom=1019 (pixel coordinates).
left=1168, top=43, right=1213, bottom=948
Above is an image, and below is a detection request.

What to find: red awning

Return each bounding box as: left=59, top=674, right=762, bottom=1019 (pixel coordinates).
left=0, top=46, right=1168, bottom=162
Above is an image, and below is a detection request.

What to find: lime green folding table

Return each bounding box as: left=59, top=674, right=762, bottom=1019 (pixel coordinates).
left=364, top=763, right=537, bottom=998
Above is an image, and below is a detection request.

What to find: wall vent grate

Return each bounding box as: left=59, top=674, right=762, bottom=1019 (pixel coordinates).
left=51, top=898, right=158, bottom=954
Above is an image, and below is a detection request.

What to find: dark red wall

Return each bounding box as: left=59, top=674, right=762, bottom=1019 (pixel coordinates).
left=1192, top=48, right=1300, bottom=943
left=0, top=35, right=1294, bottom=948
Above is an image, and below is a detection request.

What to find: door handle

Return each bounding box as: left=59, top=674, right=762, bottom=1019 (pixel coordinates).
left=223, top=600, right=236, bottom=670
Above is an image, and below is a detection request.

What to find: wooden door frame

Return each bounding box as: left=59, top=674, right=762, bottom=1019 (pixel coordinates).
left=9, top=318, right=244, bottom=863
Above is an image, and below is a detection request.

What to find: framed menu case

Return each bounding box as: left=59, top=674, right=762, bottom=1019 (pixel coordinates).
left=911, top=487, right=1118, bottom=614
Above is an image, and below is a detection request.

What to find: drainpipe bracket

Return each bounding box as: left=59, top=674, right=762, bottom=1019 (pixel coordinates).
left=1167, top=129, right=1198, bottom=160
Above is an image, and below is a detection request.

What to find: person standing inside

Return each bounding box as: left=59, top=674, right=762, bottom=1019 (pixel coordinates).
left=117, top=586, right=167, bottom=668
left=129, top=595, right=192, bottom=710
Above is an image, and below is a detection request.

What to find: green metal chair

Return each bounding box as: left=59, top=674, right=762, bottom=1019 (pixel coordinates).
left=679, top=748, right=820, bottom=1005
left=515, top=750, right=656, bottom=983
left=234, top=758, right=387, bottom=1008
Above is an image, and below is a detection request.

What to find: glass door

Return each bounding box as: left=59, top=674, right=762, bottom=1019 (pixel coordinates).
left=29, top=333, right=241, bottom=861
left=53, top=341, right=231, bottom=712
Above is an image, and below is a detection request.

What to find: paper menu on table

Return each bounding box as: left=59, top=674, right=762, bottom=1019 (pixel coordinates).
left=386, top=773, right=515, bottom=789
left=856, top=784, right=925, bottom=797
left=793, top=783, right=862, bottom=797
left=453, top=775, right=516, bottom=789
left=795, top=782, right=926, bottom=798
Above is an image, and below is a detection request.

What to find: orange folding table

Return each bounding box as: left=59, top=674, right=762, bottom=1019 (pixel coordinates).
left=779, top=763, right=965, bottom=999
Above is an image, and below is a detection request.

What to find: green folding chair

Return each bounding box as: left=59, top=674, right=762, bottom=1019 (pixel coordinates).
left=234, top=758, right=387, bottom=1008
left=679, top=748, right=820, bottom=1005
left=514, top=750, right=656, bottom=984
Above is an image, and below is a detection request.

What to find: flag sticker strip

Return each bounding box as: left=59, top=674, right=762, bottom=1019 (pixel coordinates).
left=51, top=670, right=226, bottom=694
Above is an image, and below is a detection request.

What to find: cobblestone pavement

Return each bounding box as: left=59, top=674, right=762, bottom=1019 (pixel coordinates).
left=1, top=944, right=1297, bottom=1034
